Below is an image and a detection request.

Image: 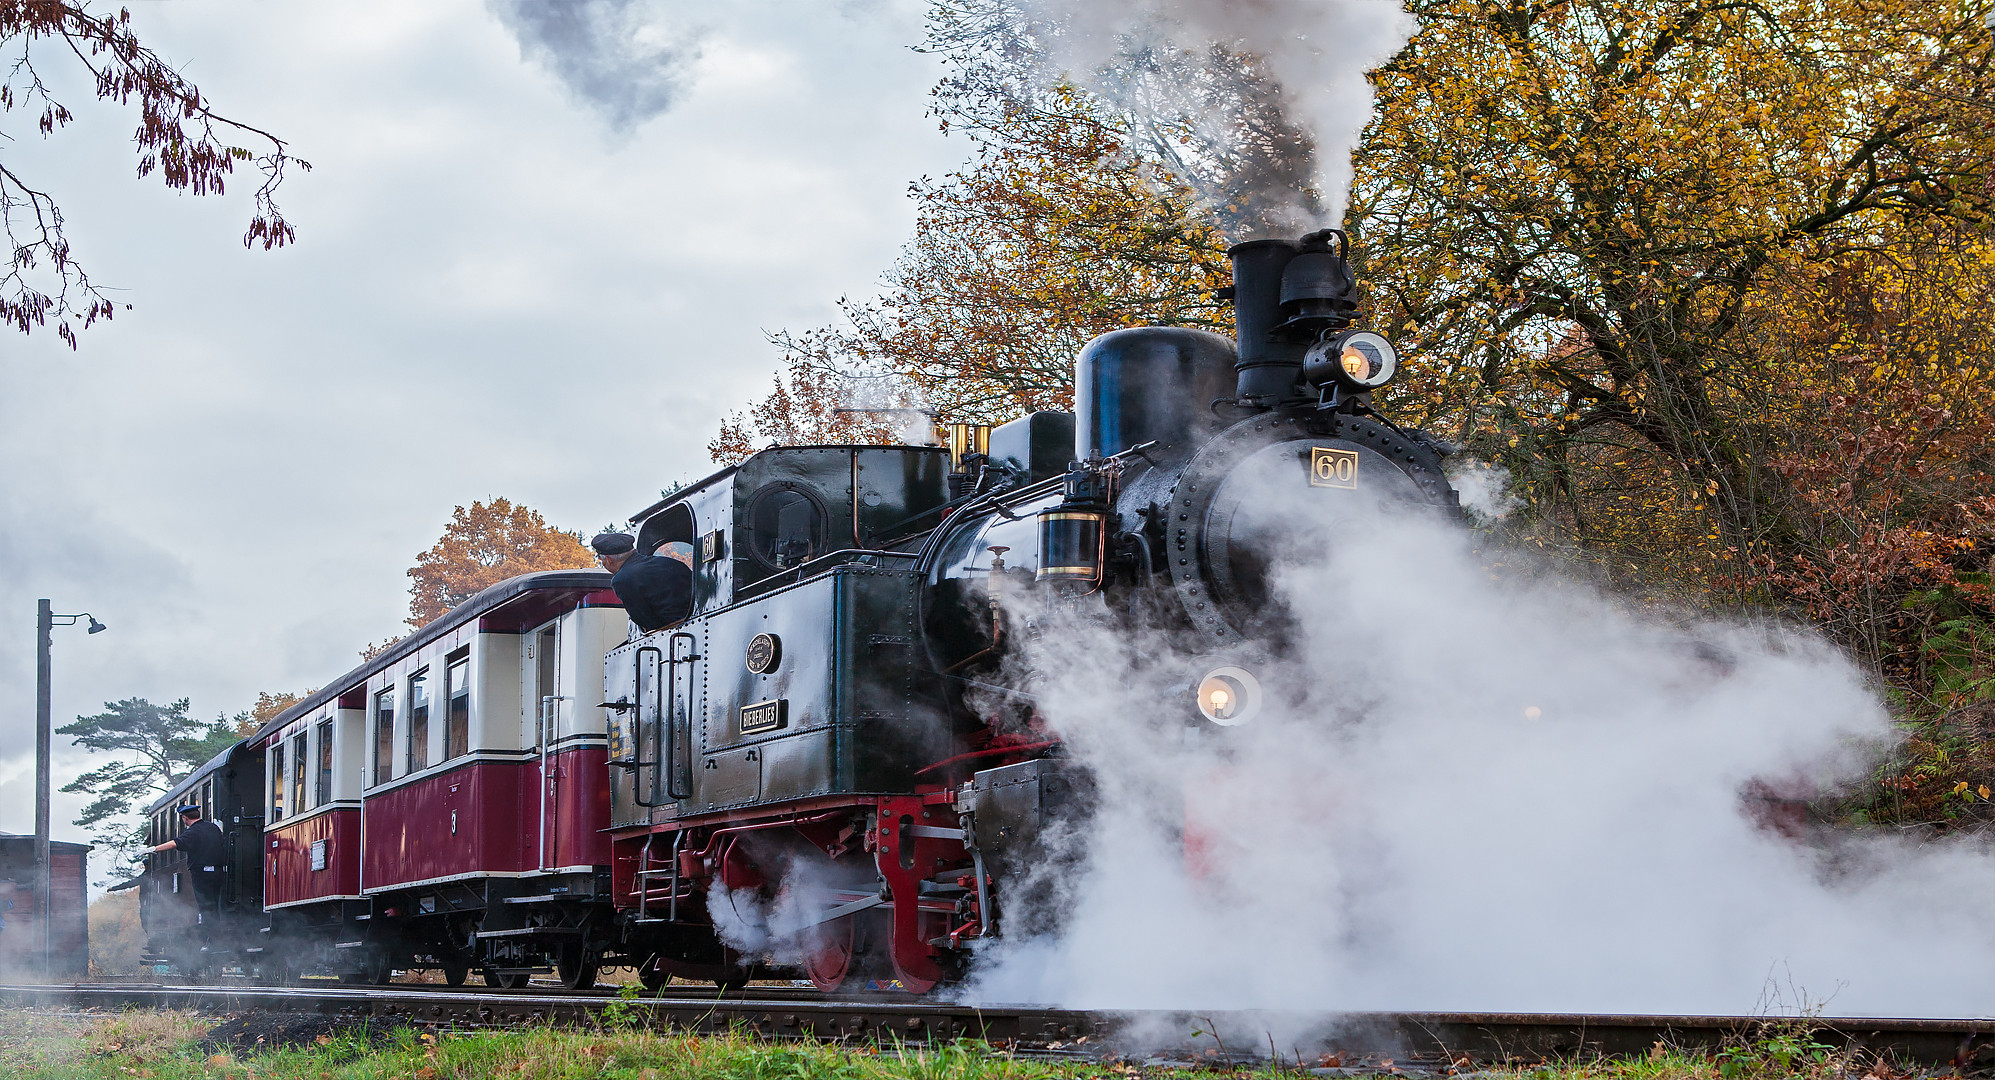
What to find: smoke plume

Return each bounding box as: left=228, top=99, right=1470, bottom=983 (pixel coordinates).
left=1007, top=0, right=1417, bottom=233
left=486, top=0, right=1410, bottom=228
left=963, top=474, right=1995, bottom=1017
left=487, top=0, right=707, bottom=132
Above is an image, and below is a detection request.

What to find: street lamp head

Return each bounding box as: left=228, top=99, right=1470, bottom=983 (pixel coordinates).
left=86, top=617, right=106, bottom=634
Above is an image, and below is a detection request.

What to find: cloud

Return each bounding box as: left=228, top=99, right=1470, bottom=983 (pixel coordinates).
left=486, top=0, right=709, bottom=132
left=0, top=0, right=954, bottom=857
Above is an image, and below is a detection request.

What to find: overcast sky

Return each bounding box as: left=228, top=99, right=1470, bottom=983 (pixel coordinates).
left=0, top=0, right=961, bottom=842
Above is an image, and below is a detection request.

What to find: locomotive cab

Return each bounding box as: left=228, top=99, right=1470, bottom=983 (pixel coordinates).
left=606, top=445, right=971, bottom=988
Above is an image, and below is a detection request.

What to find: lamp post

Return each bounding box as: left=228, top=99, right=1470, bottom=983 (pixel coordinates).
left=36, top=599, right=105, bottom=978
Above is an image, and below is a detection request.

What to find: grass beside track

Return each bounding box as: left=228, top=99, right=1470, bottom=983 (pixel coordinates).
left=0, top=1006, right=1927, bottom=1080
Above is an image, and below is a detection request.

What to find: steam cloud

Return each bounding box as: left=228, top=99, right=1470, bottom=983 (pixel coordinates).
left=1016, top=0, right=1417, bottom=232
left=963, top=472, right=1995, bottom=1017
left=1449, top=461, right=1522, bottom=524
left=709, top=845, right=875, bottom=974
left=486, top=0, right=707, bottom=132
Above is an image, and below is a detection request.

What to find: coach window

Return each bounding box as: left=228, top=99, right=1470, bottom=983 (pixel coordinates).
left=315, top=718, right=334, bottom=806
left=407, top=669, right=431, bottom=772
left=444, top=651, right=470, bottom=760
left=290, top=732, right=307, bottom=816
left=201, top=780, right=213, bottom=823
left=373, top=687, right=396, bottom=786
left=269, top=742, right=286, bottom=822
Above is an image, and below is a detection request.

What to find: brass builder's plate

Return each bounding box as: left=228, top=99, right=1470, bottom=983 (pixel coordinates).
left=1310, top=446, right=1359, bottom=489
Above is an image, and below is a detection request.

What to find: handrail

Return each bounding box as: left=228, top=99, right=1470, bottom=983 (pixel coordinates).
left=631, top=647, right=662, bottom=807
left=537, top=693, right=563, bottom=870
left=668, top=830, right=687, bottom=922
left=912, top=739, right=1062, bottom=778
left=940, top=672, right=1038, bottom=702
left=911, top=474, right=1069, bottom=577
left=788, top=547, right=920, bottom=576
left=733, top=548, right=924, bottom=602
left=665, top=633, right=699, bottom=801
left=635, top=832, right=656, bottom=920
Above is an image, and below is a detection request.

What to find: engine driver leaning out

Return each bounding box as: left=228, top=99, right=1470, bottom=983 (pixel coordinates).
left=593, top=531, right=693, bottom=633
left=149, top=805, right=226, bottom=941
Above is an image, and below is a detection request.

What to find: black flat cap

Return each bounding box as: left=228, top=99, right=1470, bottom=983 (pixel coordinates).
left=591, top=532, right=636, bottom=556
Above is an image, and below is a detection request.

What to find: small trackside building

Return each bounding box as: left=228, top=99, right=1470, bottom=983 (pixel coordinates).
left=0, top=835, right=91, bottom=978
left=253, top=570, right=625, bottom=986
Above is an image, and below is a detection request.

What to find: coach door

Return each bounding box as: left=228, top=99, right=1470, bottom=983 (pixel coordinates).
left=526, top=622, right=559, bottom=870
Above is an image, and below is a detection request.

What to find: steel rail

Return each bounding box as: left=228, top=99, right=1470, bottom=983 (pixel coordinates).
left=4, top=984, right=1992, bottom=1068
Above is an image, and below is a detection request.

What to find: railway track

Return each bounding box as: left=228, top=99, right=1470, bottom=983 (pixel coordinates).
left=4, top=983, right=1992, bottom=1070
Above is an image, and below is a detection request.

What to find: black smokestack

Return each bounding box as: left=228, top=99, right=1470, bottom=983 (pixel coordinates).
left=1227, top=238, right=1304, bottom=405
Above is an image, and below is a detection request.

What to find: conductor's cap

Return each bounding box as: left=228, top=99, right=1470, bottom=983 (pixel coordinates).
left=177, top=805, right=201, bottom=817
left=591, top=532, right=637, bottom=556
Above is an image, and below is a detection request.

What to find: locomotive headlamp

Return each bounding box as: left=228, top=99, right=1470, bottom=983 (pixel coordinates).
left=1303, top=330, right=1399, bottom=392
left=1195, top=666, right=1263, bottom=726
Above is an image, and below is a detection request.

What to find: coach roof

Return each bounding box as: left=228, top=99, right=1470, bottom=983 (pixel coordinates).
left=144, top=735, right=253, bottom=818
left=250, top=569, right=617, bottom=747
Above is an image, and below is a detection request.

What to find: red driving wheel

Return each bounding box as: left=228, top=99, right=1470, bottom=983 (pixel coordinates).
left=802, top=916, right=854, bottom=992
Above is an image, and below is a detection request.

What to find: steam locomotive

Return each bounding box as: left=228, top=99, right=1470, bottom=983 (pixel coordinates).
left=137, top=230, right=1458, bottom=990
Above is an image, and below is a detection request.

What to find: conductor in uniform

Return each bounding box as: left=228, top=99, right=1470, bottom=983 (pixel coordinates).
left=592, top=532, right=694, bottom=632
left=149, top=805, right=227, bottom=941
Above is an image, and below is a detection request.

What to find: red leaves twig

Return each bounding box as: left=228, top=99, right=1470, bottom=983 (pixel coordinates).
left=0, top=0, right=308, bottom=348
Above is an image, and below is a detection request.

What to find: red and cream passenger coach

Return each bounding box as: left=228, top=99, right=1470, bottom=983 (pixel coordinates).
left=255, top=571, right=627, bottom=987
